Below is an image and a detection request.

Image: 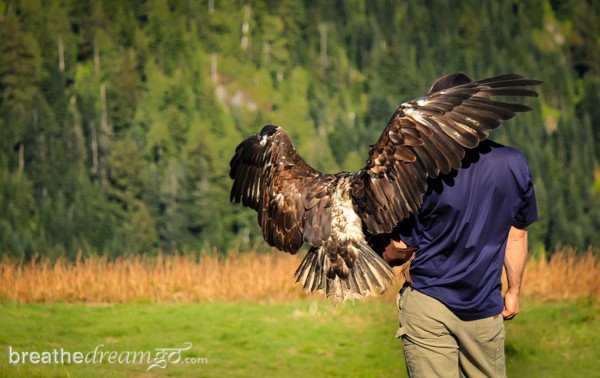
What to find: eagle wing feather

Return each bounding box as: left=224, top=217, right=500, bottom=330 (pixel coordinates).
left=354, top=74, right=541, bottom=234
left=229, top=126, right=335, bottom=253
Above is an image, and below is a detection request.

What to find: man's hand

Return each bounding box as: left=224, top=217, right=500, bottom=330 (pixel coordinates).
left=383, top=238, right=417, bottom=284
left=502, top=290, right=520, bottom=320
left=383, top=239, right=415, bottom=267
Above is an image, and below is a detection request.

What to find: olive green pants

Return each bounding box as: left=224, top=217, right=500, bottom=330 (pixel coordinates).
left=396, top=287, right=506, bottom=378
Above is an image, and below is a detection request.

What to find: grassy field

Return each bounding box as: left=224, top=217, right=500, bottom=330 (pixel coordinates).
left=0, top=299, right=598, bottom=377
left=0, top=249, right=598, bottom=377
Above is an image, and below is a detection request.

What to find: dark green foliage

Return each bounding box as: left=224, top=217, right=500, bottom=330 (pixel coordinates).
left=0, top=0, right=598, bottom=258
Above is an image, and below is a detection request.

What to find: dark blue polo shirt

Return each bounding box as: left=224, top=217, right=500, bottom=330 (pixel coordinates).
left=398, top=140, right=538, bottom=320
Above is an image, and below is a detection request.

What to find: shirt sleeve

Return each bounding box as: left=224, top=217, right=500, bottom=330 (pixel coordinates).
left=512, top=158, right=538, bottom=229
left=396, top=215, right=419, bottom=247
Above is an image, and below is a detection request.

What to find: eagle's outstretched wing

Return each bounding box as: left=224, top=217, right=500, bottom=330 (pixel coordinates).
left=230, top=125, right=333, bottom=253
left=353, top=74, right=542, bottom=234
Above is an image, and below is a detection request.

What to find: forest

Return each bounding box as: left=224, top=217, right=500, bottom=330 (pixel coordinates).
left=0, top=0, right=599, bottom=259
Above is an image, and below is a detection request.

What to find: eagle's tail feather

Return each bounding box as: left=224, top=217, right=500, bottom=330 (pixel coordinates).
left=294, top=242, right=396, bottom=304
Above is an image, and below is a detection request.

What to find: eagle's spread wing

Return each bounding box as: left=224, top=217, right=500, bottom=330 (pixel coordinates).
left=353, top=74, right=542, bottom=234
left=230, top=125, right=333, bottom=253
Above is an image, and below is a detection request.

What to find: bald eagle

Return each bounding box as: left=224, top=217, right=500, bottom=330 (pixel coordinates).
left=229, top=73, right=540, bottom=303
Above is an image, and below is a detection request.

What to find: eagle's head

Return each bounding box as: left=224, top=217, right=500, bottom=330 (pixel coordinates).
left=259, top=125, right=280, bottom=145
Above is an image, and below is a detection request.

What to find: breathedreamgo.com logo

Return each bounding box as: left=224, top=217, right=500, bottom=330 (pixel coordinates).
left=7, top=342, right=207, bottom=372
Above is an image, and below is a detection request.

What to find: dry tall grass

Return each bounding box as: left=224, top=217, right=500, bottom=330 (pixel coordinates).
left=0, top=248, right=598, bottom=304
left=0, top=251, right=311, bottom=303
left=519, top=247, right=599, bottom=302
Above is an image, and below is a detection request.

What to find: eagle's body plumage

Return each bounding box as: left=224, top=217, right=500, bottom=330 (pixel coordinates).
left=229, top=74, right=541, bottom=303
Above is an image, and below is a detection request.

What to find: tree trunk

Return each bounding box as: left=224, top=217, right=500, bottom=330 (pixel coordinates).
left=17, top=142, right=24, bottom=177
left=58, top=35, right=65, bottom=72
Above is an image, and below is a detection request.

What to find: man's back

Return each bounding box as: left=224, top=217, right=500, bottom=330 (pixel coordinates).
left=399, top=139, right=538, bottom=320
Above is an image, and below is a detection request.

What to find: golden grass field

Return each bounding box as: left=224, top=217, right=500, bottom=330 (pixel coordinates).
left=1, top=248, right=598, bottom=304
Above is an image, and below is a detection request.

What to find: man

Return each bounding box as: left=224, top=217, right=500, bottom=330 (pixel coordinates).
left=384, top=73, right=538, bottom=378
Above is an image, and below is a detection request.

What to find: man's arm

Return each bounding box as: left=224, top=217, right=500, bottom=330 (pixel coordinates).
left=502, top=226, right=528, bottom=320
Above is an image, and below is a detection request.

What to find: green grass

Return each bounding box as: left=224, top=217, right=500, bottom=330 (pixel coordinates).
left=0, top=299, right=598, bottom=377
left=504, top=297, right=600, bottom=377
